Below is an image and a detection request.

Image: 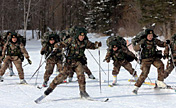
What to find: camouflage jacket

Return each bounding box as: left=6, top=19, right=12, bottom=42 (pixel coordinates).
left=105, top=46, right=136, bottom=62
left=40, top=43, right=63, bottom=60
left=54, top=37, right=99, bottom=61
left=2, top=42, right=29, bottom=61
left=134, top=38, right=166, bottom=59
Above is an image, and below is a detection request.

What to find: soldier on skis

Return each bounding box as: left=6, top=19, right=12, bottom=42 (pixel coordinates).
left=0, top=33, right=32, bottom=84
left=163, top=34, right=176, bottom=79
left=104, top=36, right=138, bottom=85
left=40, top=33, right=63, bottom=87
left=132, top=29, right=170, bottom=94
left=42, top=27, right=101, bottom=99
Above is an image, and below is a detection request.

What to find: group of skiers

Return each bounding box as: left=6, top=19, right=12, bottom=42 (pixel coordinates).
left=0, top=27, right=176, bottom=100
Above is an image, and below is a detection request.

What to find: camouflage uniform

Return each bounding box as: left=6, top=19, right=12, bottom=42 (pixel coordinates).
left=105, top=43, right=137, bottom=84
left=0, top=33, right=30, bottom=82
left=44, top=33, right=101, bottom=97
left=163, top=34, right=176, bottom=79
left=40, top=36, right=63, bottom=86
left=133, top=32, right=167, bottom=88
left=68, top=56, right=95, bottom=81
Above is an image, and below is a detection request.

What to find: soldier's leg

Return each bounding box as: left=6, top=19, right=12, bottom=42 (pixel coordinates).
left=44, top=64, right=70, bottom=95
left=56, top=60, right=63, bottom=72
left=135, top=62, right=151, bottom=87
left=68, top=70, right=74, bottom=82
left=164, top=61, right=174, bottom=79
left=75, top=62, right=89, bottom=98
left=43, top=62, right=55, bottom=86
left=13, top=59, right=24, bottom=79
left=0, top=58, right=11, bottom=80
left=83, top=65, right=95, bottom=79
left=112, top=62, right=121, bottom=85
left=153, top=59, right=165, bottom=81
left=123, top=61, right=137, bottom=76
left=9, top=61, right=15, bottom=76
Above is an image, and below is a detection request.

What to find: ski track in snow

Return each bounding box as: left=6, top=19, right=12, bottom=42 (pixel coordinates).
left=0, top=34, right=176, bottom=108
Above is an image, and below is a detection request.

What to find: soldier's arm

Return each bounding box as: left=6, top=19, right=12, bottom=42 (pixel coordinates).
left=54, top=38, right=72, bottom=49
left=133, top=39, right=145, bottom=52
left=155, top=38, right=167, bottom=47
left=2, top=42, right=8, bottom=57
left=164, top=44, right=169, bottom=56
left=122, top=46, right=136, bottom=58
left=86, top=40, right=100, bottom=49
left=20, top=43, right=29, bottom=59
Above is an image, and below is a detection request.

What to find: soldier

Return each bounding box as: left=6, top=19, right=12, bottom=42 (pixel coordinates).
left=163, top=34, right=176, bottom=79
left=105, top=39, right=138, bottom=85
left=0, top=33, right=32, bottom=83
left=40, top=34, right=63, bottom=87
left=132, top=29, right=170, bottom=94
left=42, top=28, right=101, bottom=99
left=2, top=31, right=15, bottom=76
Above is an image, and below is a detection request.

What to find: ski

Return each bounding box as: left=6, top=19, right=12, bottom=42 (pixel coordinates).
left=128, top=79, right=155, bottom=86
left=34, top=94, right=47, bottom=103
left=82, top=97, right=109, bottom=102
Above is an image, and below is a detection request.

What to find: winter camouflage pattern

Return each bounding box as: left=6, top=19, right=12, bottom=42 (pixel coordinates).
left=0, top=40, right=30, bottom=79
left=134, top=38, right=167, bottom=87
left=45, top=36, right=100, bottom=94
left=40, top=42, right=63, bottom=82
left=105, top=45, right=137, bottom=76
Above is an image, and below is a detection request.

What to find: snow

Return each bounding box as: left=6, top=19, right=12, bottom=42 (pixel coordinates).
left=0, top=33, right=176, bottom=108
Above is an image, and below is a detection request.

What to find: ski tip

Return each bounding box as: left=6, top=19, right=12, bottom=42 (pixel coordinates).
left=104, top=98, right=109, bottom=102
left=108, top=85, right=113, bottom=87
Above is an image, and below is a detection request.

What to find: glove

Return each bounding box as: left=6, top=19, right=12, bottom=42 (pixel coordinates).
left=41, top=51, right=45, bottom=55
left=27, top=59, right=32, bottom=65
left=98, top=42, right=102, bottom=47
left=106, top=59, right=110, bottom=63
left=140, top=44, right=145, bottom=48
left=134, top=57, right=138, bottom=61
left=166, top=40, right=170, bottom=44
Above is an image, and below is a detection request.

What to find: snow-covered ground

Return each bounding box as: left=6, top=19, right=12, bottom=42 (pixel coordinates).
left=0, top=33, right=176, bottom=108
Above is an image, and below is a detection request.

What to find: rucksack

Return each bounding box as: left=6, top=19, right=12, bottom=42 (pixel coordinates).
left=17, top=34, right=26, bottom=46
left=132, top=30, right=146, bottom=46
left=106, top=36, right=127, bottom=48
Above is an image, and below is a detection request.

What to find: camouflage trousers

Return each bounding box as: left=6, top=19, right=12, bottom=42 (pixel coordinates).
left=69, top=65, right=92, bottom=78
left=135, top=58, right=164, bottom=87
left=44, top=60, right=63, bottom=82
left=0, top=56, right=24, bottom=79
left=49, top=61, right=86, bottom=92
left=164, top=60, right=176, bottom=79
left=112, top=60, right=137, bottom=76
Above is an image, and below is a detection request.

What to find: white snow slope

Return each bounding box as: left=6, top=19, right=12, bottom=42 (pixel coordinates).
left=0, top=33, right=176, bottom=108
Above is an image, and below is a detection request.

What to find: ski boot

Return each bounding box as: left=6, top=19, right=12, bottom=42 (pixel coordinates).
left=20, top=79, right=27, bottom=84
left=112, top=75, right=117, bottom=85
left=0, top=76, right=4, bottom=82
left=88, top=74, right=95, bottom=79
left=80, top=91, right=90, bottom=99
left=9, top=68, right=15, bottom=76
left=42, top=81, right=48, bottom=87
left=132, top=86, right=139, bottom=95
left=155, top=80, right=169, bottom=89
left=44, top=88, right=53, bottom=95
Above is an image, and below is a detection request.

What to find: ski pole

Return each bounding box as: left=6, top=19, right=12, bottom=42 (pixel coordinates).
left=108, top=63, right=109, bottom=86
left=29, top=51, right=53, bottom=81
left=87, top=49, right=106, bottom=75
left=35, top=55, right=43, bottom=85
left=23, top=63, right=29, bottom=67
left=98, top=48, right=102, bottom=93
left=168, top=44, right=176, bottom=72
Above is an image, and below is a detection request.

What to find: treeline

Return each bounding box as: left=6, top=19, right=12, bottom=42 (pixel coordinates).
left=0, top=0, right=176, bottom=39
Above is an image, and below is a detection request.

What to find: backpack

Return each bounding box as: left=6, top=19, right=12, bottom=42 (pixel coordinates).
left=17, top=34, right=26, bottom=46
left=106, top=36, right=127, bottom=48
left=131, top=30, right=146, bottom=46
